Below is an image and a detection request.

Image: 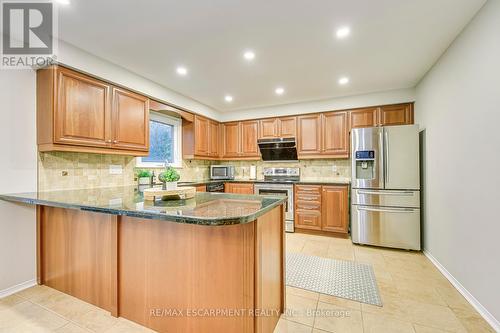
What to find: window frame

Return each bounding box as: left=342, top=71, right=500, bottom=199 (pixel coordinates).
left=136, top=112, right=182, bottom=168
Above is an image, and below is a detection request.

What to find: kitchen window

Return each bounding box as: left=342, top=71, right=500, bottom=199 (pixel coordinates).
left=136, top=112, right=182, bottom=168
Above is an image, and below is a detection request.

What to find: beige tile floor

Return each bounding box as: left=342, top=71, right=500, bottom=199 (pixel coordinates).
left=278, top=233, right=495, bottom=333
left=0, top=233, right=495, bottom=333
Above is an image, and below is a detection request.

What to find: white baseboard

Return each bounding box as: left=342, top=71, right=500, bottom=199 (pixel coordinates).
left=0, top=279, right=37, bottom=299
left=424, top=250, right=500, bottom=332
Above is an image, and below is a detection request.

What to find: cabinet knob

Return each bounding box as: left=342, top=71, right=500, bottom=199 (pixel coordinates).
left=113, top=140, right=118, bottom=144
left=106, top=140, right=112, bottom=143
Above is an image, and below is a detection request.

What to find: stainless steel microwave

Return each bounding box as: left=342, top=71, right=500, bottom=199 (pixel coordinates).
left=210, top=165, right=235, bottom=180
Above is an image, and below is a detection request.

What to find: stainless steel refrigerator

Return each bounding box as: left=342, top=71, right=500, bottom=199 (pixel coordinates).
left=351, top=125, right=421, bottom=250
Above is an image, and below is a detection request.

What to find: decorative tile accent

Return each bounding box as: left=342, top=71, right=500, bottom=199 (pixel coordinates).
left=286, top=252, right=382, bottom=306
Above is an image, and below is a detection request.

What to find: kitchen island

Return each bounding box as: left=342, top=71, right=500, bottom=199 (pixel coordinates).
left=0, top=187, right=286, bottom=333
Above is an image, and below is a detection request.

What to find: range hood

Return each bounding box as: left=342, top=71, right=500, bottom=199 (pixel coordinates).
left=258, top=138, right=298, bottom=162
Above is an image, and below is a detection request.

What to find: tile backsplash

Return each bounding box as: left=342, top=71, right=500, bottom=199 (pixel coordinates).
left=38, top=152, right=210, bottom=191
left=38, top=152, right=351, bottom=191
left=217, top=159, right=351, bottom=180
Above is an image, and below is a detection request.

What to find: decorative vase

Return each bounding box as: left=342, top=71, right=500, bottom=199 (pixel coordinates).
left=138, top=177, right=150, bottom=185
left=163, top=181, right=178, bottom=191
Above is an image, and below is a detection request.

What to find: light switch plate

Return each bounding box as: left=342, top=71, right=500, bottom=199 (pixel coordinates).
left=109, top=164, right=123, bottom=175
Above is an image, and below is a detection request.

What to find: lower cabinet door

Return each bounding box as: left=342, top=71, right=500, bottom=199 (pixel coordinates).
left=295, top=210, right=321, bottom=230
left=321, top=186, right=349, bottom=233
left=225, top=183, right=254, bottom=194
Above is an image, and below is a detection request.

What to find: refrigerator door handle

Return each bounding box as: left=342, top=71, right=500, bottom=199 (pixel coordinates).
left=384, top=130, right=389, bottom=184
left=357, top=206, right=417, bottom=213
left=357, top=190, right=415, bottom=196
left=378, top=129, right=385, bottom=188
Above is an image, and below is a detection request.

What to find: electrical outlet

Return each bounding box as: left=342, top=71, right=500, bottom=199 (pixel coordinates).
left=109, top=164, right=122, bottom=175
left=332, top=165, right=337, bottom=173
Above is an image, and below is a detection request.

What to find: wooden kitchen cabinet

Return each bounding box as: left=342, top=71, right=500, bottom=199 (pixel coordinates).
left=321, top=185, right=349, bottom=233
left=294, top=185, right=322, bottom=231
left=240, top=120, right=259, bottom=156
left=209, top=120, right=220, bottom=157
left=295, top=184, right=349, bottom=236
left=52, top=67, right=111, bottom=148
left=183, top=115, right=221, bottom=159
left=297, top=114, right=322, bottom=157
left=194, top=115, right=209, bottom=156
left=295, top=210, right=322, bottom=231
left=379, top=103, right=414, bottom=126
left=297, top=113, right=348, bottom=159
left=348, top=103, right=414, bottom=129
left=259, top=118, right=280, bottom=139
left=195, top=185, right=207, bottom=192
left=259, top=116, right=297, bottom=139
left=225, top=183, right=255, bottom=194
left=111, top=87, right=149, bottom=151
left=222, top=122, right=241, bottom=158
left=349, top=107, right=379, bottom=129
left=279, top=116, right=297, bottom=137
left=322, top=111, right=349, bottom=158
left=221, top=121, right=260, bottom=159
left=37, top=65, right=149, bottom=156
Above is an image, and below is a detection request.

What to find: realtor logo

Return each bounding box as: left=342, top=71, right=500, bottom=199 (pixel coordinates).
left=1, top=1, right=57, bottom=69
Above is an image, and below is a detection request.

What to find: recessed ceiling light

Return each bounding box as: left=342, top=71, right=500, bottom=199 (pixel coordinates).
left=338, top=77, right=350, bottom=85
left=243, top=50, right=256, bottom=61
left=336, top=26, right=350, bottom=39
left=55, top=0, right=70, bottom=4
left=176, top=66, right=188, bottom=76
left=224, top=95, right=233, bottom=102
left=275, top=87, right=285, bottom=95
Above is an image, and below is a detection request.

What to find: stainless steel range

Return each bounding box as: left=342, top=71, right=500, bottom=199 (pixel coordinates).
left=254, top=167, right=300, bottom=233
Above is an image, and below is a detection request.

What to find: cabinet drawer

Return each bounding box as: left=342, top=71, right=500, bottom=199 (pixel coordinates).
left=296, top=201, right=321, bottom=211
left=295, top=185, right=321, bottom=195
left=295, top=210, right=321, bottom=230
left=296, top=193, right=321, bottom=202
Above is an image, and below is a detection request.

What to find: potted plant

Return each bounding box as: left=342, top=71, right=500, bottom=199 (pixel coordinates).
left=159, top=166, right=180, bottom=191
left=136, top=169, right=152, bottom=185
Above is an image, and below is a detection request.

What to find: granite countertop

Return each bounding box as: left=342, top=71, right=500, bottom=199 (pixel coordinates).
left=176, top=177, right=351, bottom=186
left=0, top=186, right=286, bottom=226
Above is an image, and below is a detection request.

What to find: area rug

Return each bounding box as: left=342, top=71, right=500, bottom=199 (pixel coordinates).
left=286, top=252, right=382, bottom=306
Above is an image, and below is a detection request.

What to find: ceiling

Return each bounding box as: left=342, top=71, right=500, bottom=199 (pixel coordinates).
left=57, top=0, right=485, bottom=112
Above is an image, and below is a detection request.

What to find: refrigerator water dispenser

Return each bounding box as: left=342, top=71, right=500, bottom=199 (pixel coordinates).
left=355, top=150, right=375, bottom=180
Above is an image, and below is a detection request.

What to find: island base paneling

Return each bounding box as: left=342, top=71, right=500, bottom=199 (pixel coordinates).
left=38, top=206, right=118, bottom=315
left=36, top=205, right=284, bottom=333
left=119, top=215, right=256, bottom=333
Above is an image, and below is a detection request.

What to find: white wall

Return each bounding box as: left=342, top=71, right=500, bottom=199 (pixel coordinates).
left=57, top=40, right=416, bottom=123
left=0, top=70, right=38, bottom=295
left=220, top=87, right=415, bottom=122
left=57, top=40, right=220, bottom=120
left=415, top=0, right=500, bottom=329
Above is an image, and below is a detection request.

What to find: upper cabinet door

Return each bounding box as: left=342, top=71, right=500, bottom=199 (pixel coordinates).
left=194, top=115, right=209, bottom=156
left=259, top=118, right=279, bottom=139
left=279, top=116, right=297, bottom=138
left=321, top=111, right=349, bottom=158
left=240, top=120, right=260, bottom=156
left=223, top=122, right=240, bottom=157
left=379, top=103, right=413, bottom=126
left=297, top=114, right=322, bottom=156
left=208, top=120, right=220, bottom=157
left=111, top=87, right=149, bottom=151
left=349, top=108, right=379, bottom=129
left=54, top=68, right=111, bottom=147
